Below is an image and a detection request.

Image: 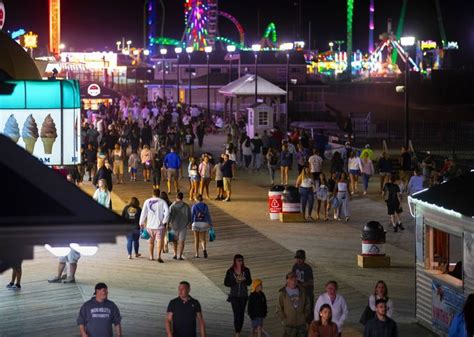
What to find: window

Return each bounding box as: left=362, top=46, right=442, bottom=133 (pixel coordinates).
left=425, top=226, right=463, bottom=285
left=258, top=111, right=269, bottom=127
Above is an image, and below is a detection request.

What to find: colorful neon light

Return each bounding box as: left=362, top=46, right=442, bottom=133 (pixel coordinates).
left=346, top=0, right=354, bottom=75
left=49, top=0, right=61, bottom=57
left=184, top=0, right=209, bottom=50
left=368, top=0, right=374, bottom=53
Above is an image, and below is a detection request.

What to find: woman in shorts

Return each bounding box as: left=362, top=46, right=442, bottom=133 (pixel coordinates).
left=188, top=156, right=200, bottom=201
left=191, top=195, right=212, bottom=258
left=140, top=144, right=153, bottom=182
left=348, top=151, right=362, bottom=194
left=199, top=155, right=213, bottom=199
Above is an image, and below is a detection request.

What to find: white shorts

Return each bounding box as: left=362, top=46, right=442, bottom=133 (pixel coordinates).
left=59, top=249, right=81, bottom=264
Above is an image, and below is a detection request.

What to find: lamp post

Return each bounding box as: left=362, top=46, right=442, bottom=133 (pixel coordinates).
left=205, top=46, right=212, bottom=117
left=226, top=45, right=236, bottom=83
left=186, top=46, right=194, bottom=106
left=116, top=41, right=121, bottom=51
left=127, top=40, right=132, bottom=53
left=252, top=44, right=261, bottom=104
left=160, top=48, right=167, bottom=102
left=280, top=42, right=294, bottom=131
left=400, top=36, right=415, bottom=148
left=328, top=41, right=334, bottom=53
left=175, top=47, right=182, bottom=103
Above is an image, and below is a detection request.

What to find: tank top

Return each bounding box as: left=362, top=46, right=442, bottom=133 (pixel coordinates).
left=337, top=181, right=348, bottom=192
left=113, top=149, right=123, bottom=161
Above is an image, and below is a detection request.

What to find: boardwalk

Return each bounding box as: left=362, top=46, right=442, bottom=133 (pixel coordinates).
left=1, top=134, right=437, bottom=336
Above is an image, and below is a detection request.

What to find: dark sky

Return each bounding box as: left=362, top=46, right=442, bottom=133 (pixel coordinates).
left=3, top=0, right=474, bottom=60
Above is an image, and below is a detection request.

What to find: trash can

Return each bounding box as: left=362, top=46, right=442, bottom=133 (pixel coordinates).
left=268, top=185, right=285, bottom=220
left=361, top=221, right=386, bottom=256
left=282, top=186, right=300, bottom=213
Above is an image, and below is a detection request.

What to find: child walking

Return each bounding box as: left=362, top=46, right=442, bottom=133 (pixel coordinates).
left=128, top=150, right=139, bottom=182
left=248, top=279, right=268, bottom=337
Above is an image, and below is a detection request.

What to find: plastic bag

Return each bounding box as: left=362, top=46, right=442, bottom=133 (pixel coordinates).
left=209, top=227, right=216, bottom=242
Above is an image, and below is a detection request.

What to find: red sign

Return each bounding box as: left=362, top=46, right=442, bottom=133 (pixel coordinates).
left=87, top=84, right=101, bottom=97
left=268, top=192, right=282, bottom=213
left=0, top=2, right=5, bottom=30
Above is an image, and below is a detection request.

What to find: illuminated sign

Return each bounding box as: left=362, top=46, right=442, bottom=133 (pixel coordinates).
left=445, top=41, right=459, bottom=50
left=60, top=52, right=118, bottom=69
left=421, top=40, right=437, bottom=50
left=0, top=1, right=5, bottom=30
left=0, top=80, right=81, bottom=165
left=87, top=83, right=101, bottom=97
left=23, top=31, right=38, bottom=49
left=10, top=28, right=26, bottom=40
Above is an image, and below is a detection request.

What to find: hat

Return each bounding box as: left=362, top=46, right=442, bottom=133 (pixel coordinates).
left=365, top=144, right=370, bottom=148
left=294, top=249, right=306, bottom=259
left=251, top=279, right=262, bottom=292
left=94, top=282, right=108, bottom=294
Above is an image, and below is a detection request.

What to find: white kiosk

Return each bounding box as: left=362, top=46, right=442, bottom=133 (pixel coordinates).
left=408, top=171, right=474, bottom=335
left=246, top=103, right=274, bottom=138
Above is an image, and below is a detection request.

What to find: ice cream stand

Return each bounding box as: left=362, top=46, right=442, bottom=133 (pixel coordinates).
left=408, top=171, right=474, bottom=335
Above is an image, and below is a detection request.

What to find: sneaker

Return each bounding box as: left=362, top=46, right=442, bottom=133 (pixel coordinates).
left=157, top=258, right=164, bottom=263
left=393, top=225, right=398, bottom=233
left=135, top=253, right=141, bottom=258
left=203, top=250, right=208, bottom=258
left=179, top=257, right=185, bottom=261
left=128, top=255, right=132, bottom=259
left=363, top=191, right=367, bottom=195
left=6, top=282, right=14, bottom=289
left=345, top=217, right=350, bottom=222
left=48, top=276, right=62, bottom=283
left=173, top=255, right=177, bottom=260
left=63, top=277, right=76, bottom=284
left=398, top=223, right=405, bottom=230
left=333, top=214, right=338, bottom=220
left=306, top=216, right=314, bottom=221
left=223, top=198, right=231, bottom=202
left=12, top=284, right=21, bottom=290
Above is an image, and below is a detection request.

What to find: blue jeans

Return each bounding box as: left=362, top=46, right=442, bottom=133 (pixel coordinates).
left=362, top=173, right=370, bottom=191
left=126, top=229, right=140, bottom=255
left=299, top=187, right=314, bottom=217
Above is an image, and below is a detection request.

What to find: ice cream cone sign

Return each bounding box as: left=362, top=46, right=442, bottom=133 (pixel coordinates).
left=22, top=114, right=39, bottom=154
left=3, top=115, right=20, bottom=143
left=40, top=114, right=58, bottom=154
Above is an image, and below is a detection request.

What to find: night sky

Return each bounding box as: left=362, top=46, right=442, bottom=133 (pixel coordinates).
left=3, top=0, right=474, bottom=61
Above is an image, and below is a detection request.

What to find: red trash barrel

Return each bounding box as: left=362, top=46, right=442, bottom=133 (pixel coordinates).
left=361, top=221, right=386, bottom=256
left=268, top=185, right=285, bottom=220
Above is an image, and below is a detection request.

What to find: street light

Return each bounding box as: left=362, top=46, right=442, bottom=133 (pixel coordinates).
left=116, top=41, right=121, bottom=51
left=160, top=48, right=168, bottom=102
left=280, top=42, right=294, bottom=131
left=186, top=46, right=194, bottom=106
left=328, top=41, right=334, bottom=52
left=175, top=47, right=183, bottom=103
left=227, top=45, right=236, bottom=82
left=400, top=36, right=415, bottom=148
left=127, top=40, right=132, bottom=51
left=252, top=44, right=261, bottom=104
left=143, top=49, right=150, bottom=56
left=59, top=43, right=66, bottom=51
left=205, top=46, right=213, bottom=117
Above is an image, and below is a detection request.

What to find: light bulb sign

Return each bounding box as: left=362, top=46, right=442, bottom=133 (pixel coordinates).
left=23, top=31, right=38, bottom=49
left=0, top=1, right=5, bottom=30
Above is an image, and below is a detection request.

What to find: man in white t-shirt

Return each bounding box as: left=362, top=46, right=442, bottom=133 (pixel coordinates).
left=139, top=189, right=170, bottom=263
left=308, top=149, right=323, bottom=182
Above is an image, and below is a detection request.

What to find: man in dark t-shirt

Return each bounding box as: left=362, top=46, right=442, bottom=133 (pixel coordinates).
left=399, top=147, right=412, bottom=189
left=291, top=250, right=314, bottom=323
left=166, top=281, right=206, bottom=337
left=221, top=154, right=234, bottom=202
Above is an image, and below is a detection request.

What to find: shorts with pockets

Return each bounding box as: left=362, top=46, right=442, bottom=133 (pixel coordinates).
left=59, top=249, right=81, bottom=263
left=167, top=168, right=178, bottom=180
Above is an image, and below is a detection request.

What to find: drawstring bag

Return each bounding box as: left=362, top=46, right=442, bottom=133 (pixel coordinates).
left=209, top=227, right=216, bottom=242
left=140, top=228, right=150, bottom=240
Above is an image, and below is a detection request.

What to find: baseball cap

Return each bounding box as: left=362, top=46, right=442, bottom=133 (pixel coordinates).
left=94, top=282, right=108, bottom=294
left=294, top=250, right=306, bottom=259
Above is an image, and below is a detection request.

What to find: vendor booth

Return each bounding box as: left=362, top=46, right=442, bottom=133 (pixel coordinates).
left=408, top=171, right=474, bottom=335
left=80, top=82, right=120, bottom=110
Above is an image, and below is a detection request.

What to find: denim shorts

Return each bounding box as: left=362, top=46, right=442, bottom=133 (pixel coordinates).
left=349, top=169, right=360, bottom=176
left=251, top=318, right=264, bottom=329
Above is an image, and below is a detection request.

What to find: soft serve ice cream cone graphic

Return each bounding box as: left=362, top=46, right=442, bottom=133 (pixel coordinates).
left=3, top=114, right=20, bottom=143
left=40, top=114, right=58, bottom=154
left=22, top=114, right=39, bottom=154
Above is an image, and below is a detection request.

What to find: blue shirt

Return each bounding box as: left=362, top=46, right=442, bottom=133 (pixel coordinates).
left=407, top=175, right=424, bottom=195
left=164, top=152, right=181, bottom=169
left=191, top=202, right=212, bottom=225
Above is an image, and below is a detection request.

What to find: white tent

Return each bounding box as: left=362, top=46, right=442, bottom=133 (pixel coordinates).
left=219, top=74, right=286, bottom=97
left=219, top=74, right=286, bottom=122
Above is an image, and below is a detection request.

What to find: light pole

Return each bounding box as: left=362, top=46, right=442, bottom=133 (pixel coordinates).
left=186, top=46, right=194, bottom=106
left=127, top=40, right=132, bottom=53
left=400, top=36, right=415, bottom=148
left=160, top=48, right=168, bottom=102
left=205, top=46, right=212, bottom=117
left=252, top=44, right=261, bottom=104
left=116, top=41, right=121, bottom=51
left=175, top=47, right=182, bottom=103
left=226, top=45, right=236, bottom=83
left=328, top=41, right=334, bottom=53
left=280, top=43, right=294, bottom=131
